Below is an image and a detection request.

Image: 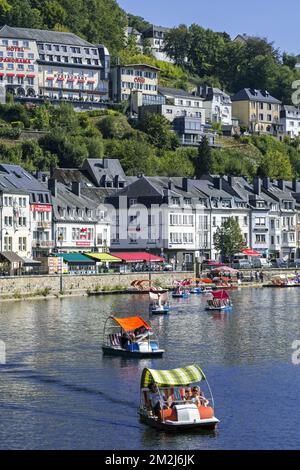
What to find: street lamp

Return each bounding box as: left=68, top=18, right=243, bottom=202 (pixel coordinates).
left=145, top=247, right=152, bottom=290
left=57, top=232, right=64, bottom=293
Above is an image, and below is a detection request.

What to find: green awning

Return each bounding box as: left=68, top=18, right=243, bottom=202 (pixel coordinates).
left=140, top=365, right=206, bottom=388
left=55, top=253, right=95, bottom=264
left=85, top=252, right=121, bottom=263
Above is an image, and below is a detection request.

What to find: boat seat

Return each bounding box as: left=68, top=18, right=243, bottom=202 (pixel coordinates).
left=198, top=406, right=214, bottom=419
left=159, top=408, right=178, bottom=421
left=109, top=333, right=121, bottom=346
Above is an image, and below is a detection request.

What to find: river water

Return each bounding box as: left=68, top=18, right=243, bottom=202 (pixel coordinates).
left=0, top=288, right=299, bottom=450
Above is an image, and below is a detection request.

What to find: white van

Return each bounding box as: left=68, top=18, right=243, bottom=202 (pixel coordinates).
left=251, top=258, right=271, bottom=268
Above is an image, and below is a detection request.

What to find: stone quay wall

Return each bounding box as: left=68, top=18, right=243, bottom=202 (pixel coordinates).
left=0, top=271, right=191, bottom=299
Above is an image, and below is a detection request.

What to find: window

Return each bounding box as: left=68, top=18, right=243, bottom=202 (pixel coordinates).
left=18, top=217, right=26, bottom=226
left=4, top=216, right=13, bottom=226
left=171, top=197, right=180, bottom=206
left=18, top=237, right=27, bottom=251
left=129, top=198, right=137, bottom=206
left=255, top=234, right=266, bottom=244
left=4, top=236, right=12, bottom=251
left=243, top=216, right=248, bottom=226
left=23, top=41, right=29, bottom=47
left=28, top=53, right=34, bottom=59
left=212, top=217, right=216, bottom=227
left=255, top=217, right=266, bottom=226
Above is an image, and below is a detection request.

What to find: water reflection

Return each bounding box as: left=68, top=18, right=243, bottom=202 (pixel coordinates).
left=0, top=289, right=300, bottom=449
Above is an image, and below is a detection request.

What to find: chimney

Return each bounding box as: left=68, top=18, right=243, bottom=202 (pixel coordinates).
left=277, top=179, right=284, bottom=190
left=48, top=178, right=57, bottom=198
left=228, top=176, right=236, bottom=187
left=71, top=181, right=81, bottom=197
left=168, top=179, right=173, bottom=190
left=262, top=177, right=270, bottom=190
left=292, top=178, right=300, bottom=192
left=182, top=177, right=190, bottom=192
left=213, top=177, right=222, bottom=190
left=253, top=176, right=261, bottom=196
left=50, top=165, right=56, bottom=178
left=102, top=158, right=109, bottom=169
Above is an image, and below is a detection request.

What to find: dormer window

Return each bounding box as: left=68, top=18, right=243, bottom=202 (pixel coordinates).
left=171, top=197, right=180, bottom=206
left=129, top=198, right=137, bottom=206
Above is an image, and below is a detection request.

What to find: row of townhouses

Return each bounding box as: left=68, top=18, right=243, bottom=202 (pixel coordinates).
left=1, top=159, right=300, bottom=273
left=0, top=25, right=299, bottom=141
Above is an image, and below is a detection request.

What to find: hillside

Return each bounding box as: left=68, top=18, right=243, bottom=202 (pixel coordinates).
left=0, top=1, right=299, bottom=179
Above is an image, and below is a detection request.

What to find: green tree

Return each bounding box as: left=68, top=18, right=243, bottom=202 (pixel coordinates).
left=4, top=0, right=43, bottom=28
left=163, top=25, right=190, bottom=66
left=213, top=217, right=246, bottom=262
left=105, top=138, right=156, bottom=175
left=138, top=112, right=179, bottom=150
left=157, top=148, right=195, bottom=177
left=257, top=150, right=293, bottom=179
left=33, top=105, right=50, bottom=130
left=127, top=14, right=151, bottom=33
left=195, top=137, right=212, bottom=177
left=97, top=114, right=132, bottom=139
left=42, top=0, right=67, bottom=29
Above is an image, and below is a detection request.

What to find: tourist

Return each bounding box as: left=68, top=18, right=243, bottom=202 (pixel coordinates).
left=259, top=270, right=264, bottom=283
left=149, top=383, right=166, bottom=416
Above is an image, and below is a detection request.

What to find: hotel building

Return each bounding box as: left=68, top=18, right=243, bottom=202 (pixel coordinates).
left=0, top=25, right=110, bottom=102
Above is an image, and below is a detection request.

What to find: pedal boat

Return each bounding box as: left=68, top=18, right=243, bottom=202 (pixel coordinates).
left=205, top=290, right=233, bottom=311
left=102, top=315, right=164, bottom=358
left=139, top=364, right=219, bottom=432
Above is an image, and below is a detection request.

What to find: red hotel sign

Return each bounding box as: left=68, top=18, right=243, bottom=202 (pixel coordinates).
left=31, top=204, right=52, bottom=212
left=6, top=46, right=25, bottom=52
left=0, top=57, right=32, bottom=64
left=134, top=77, right=145, bottom=84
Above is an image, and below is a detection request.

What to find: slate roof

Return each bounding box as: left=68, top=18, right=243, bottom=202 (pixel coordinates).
left=0, top=163, right=51, bottom=202
left=231, top=88, right=281, bottom=104
left=0, top=25, right=94, bottom=47
left=159, top=86, right=202, bottom=100
left=51, top=181, right=98, bottom=222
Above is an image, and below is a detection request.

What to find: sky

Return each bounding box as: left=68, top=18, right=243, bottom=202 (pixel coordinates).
left=118, top=0, right=299, bottom=54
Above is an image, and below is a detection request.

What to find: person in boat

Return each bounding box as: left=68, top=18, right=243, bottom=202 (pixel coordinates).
left=134, top=326, right=148, bottom=341
left=183, top=388, right=192, bottom=402
left=120, top=331, right=131, bottom=349
left=190, top=386, right=209, bottom=407
left=148, top=383, right=167, bottom=417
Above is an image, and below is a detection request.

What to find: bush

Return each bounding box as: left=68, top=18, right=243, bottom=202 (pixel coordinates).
left=11, top=121, right=25, bottom=129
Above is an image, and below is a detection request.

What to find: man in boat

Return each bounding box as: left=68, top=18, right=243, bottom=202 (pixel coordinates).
left=149, top=383, right=167, bottom=417
left=190, top=386, right=209, bottom=407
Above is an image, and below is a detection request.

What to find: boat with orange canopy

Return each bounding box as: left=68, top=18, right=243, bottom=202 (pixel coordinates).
left=102, top=315, right=164, bottom=357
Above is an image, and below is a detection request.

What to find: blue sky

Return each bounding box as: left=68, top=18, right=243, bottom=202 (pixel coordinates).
left=118, top=0, right=299, bottom=54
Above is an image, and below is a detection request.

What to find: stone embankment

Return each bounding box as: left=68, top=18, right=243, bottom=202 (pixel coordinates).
left=0, top=268, right=297, bottom=302
left=0, top=271, right=190, bottom=302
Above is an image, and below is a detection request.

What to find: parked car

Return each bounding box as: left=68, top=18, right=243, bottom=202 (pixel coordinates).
left=270, top=258, right=288, bottom=268
left=251, top=258, right=271, bottom=268
left=287, top=259, right=300, bottom=268
left=232, top=259, right=252, bottom=269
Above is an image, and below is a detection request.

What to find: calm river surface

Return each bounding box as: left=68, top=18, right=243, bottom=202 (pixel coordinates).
left=0, top=288, right=300, bottom=450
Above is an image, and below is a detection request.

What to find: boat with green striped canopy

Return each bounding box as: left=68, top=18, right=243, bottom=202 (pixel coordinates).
left=139, top=364, right=219, bottom=431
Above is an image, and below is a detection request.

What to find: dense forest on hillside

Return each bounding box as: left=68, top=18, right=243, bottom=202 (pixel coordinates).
left=0, top=0, right=299, bottom=178
left=0, top=101, right=299, bottom=180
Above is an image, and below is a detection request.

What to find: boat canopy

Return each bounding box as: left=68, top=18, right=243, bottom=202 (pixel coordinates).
left=111, top=316, right=151, bottom=332
left=212, top=290, right=229, bottom=299
left=140, top=364, right=206, bottom=388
